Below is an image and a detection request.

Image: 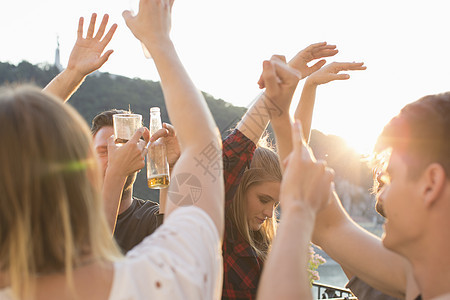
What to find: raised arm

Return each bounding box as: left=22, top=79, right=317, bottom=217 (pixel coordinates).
left=123, top=0, right=224, bottom=235
left=294, top=61, right=366, bottom=142
left=237, top=42, right=338, bottom=145
left=258, top=56, right=301, bottom=166
left=311, top=189, right=408, bottom=298
left=43, top=13, right=117, bottom=102
left=257, top=121, right=333, bottom=300
left=102, top=128, right=148, bottom=232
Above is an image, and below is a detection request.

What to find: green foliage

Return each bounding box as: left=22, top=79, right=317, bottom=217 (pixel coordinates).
left=0, top=61, right=373, bottom=201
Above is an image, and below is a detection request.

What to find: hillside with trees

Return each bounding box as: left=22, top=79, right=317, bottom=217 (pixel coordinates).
left=0, top=61, right=376, bottom=221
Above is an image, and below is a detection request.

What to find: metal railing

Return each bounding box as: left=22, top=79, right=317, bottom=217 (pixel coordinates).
left=312, top=282, right=357, bottom=299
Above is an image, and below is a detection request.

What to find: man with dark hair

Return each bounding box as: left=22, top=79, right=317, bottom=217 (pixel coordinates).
left=92, top=109, right=179, bottom=253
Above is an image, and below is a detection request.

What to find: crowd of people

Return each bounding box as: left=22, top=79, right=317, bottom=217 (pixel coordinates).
left=0, top=0, right=449, bottom=299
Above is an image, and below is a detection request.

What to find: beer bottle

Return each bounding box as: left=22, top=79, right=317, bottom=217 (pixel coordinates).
left=147, top=107, right=170, bottom=189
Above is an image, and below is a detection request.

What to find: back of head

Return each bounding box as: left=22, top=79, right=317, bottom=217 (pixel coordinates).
left=375, top=92, right=450, bottom=178
left=0, top=85, right=118, bottom=297
left=91, top=108, right=130, bottom=136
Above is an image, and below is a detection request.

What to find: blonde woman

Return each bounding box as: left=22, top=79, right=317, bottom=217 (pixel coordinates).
left=0, top=0, right=224, bottom=299
left=221, top=43, right=339, bottom=299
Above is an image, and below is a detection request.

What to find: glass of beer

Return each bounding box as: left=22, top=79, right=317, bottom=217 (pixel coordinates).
left=113, top=113, right=142, bottom=146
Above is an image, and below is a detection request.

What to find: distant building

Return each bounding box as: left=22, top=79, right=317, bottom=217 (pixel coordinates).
left=54, top=36, right=63, bottom=72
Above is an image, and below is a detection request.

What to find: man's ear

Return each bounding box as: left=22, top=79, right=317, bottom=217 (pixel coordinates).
left=422, top=163, right=447, bottom=207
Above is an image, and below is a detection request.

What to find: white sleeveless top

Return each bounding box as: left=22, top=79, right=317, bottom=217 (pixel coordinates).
left=0, top=206, right=222, bottom=300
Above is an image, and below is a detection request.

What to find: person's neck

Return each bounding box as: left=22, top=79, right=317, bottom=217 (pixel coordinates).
left=0, top=271, right=10, bottom=289
left=410, top=236, right=450, bottom=299
left=118, top=189, right=133, bottom=215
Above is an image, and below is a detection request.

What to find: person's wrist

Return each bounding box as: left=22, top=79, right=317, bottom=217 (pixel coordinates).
left=304, top=77, right=319, bottom=88
left=105, top=163, right=129, bottom=179
left=142, top=36, right=173, bottom=56
left=280, top=195, right=318, bottom=220
left=63, top=66, right=86, bottom=83
left=270, top=114, right=291, bottom=125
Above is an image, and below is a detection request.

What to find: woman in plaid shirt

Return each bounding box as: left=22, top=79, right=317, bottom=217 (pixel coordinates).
left=221, top=43, right=340, bottom=299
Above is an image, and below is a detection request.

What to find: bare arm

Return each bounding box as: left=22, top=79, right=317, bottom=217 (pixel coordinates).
left=312, top=191, right=408, bottom=298
left=123, top=0, right=224, bottom=236
left=43, top=14, right=117, bottom=102
left=254, top=43, right=338, bottom=166
left=102, top=129, right=147, bottom=232
left=259, top=57, right=300, bottom=166
left=295, top=62, right=366, bottom=142
left=258, top=122, right=333, bottom=300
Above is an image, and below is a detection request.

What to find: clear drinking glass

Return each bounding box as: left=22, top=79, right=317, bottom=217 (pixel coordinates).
left=113, top=114, right=143, bottom=146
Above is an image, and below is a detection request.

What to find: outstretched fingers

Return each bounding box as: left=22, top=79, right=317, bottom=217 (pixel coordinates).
left=100, top=22, right=118, bottom=47
left=94, top=14, right=109, bottom=40
left=332, top=62, right=366, bottom=79
left=77, top=17, right=84, bottom=39
left=311, top=44, right=338, bottom=60
left=86, top=13, right=97, bottom=39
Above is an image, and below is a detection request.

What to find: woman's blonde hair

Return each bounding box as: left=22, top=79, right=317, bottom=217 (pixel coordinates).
left=0, top=85, right=121, bottom=299
left=226, top=141, right=282, bottom=261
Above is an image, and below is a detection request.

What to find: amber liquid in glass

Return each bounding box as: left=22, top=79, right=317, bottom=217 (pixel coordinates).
left=114, top=138, right=129, bottom=146
left=147, top=174, right=170, bottom=189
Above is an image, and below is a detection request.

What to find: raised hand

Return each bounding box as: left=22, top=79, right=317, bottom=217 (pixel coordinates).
left=43, top=13, right=117, bottom=101
left=288, top=42, right=339, bottom=79
left=306, top=61, right=366, bottom=86
left=260, top=55, right=302, bottom=114
left=122, top=0, right=174, bottom=53
left=280, top=121, right=334, bottom=213
left=107, top=128, right=148, bottom=176
left=258, top=42, right=338, bottom=89
left=67, top=13, right=117, bottom=77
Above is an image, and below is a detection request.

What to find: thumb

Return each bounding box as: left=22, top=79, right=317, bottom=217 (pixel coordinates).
left=107, top=135, right=115, bottom=148
left=309, top=59, right=326, bottom=74
left=98, top=49, right=114, bottom=67
left=122, top=10, right=134, bottom=28
left=262, top=60, right=279, bottom=93
left=107, top=135, right=118, bottom=155
left=129, top=127, right=145, bottom=144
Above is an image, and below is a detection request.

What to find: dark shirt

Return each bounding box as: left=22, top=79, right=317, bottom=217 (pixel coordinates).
left=222, top=129, right=261, bottom=300
left=114, top=197, right=163, bottom=253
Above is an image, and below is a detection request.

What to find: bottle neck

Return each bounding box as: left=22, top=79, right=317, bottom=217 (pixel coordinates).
left=150, top=113, right=162, bottom=136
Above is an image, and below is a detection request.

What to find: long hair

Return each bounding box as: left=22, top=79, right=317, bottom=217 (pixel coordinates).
left=227, top=144, right=282, bottom=262
left=0, top=85, right=121, bottom=299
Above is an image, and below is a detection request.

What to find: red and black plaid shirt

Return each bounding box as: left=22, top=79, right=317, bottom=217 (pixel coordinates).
left=222, top=129, right=262, bottom=300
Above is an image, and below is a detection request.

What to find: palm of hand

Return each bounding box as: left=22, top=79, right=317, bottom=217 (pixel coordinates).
left=68, top=40, right=104, bottom=74
left=308, top=65, right=336, bottom=85
left=66, top=14, right=117, bottom=76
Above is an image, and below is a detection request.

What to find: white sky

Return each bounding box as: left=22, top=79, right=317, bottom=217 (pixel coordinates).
left=2, top=0, right=449, bottom=154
